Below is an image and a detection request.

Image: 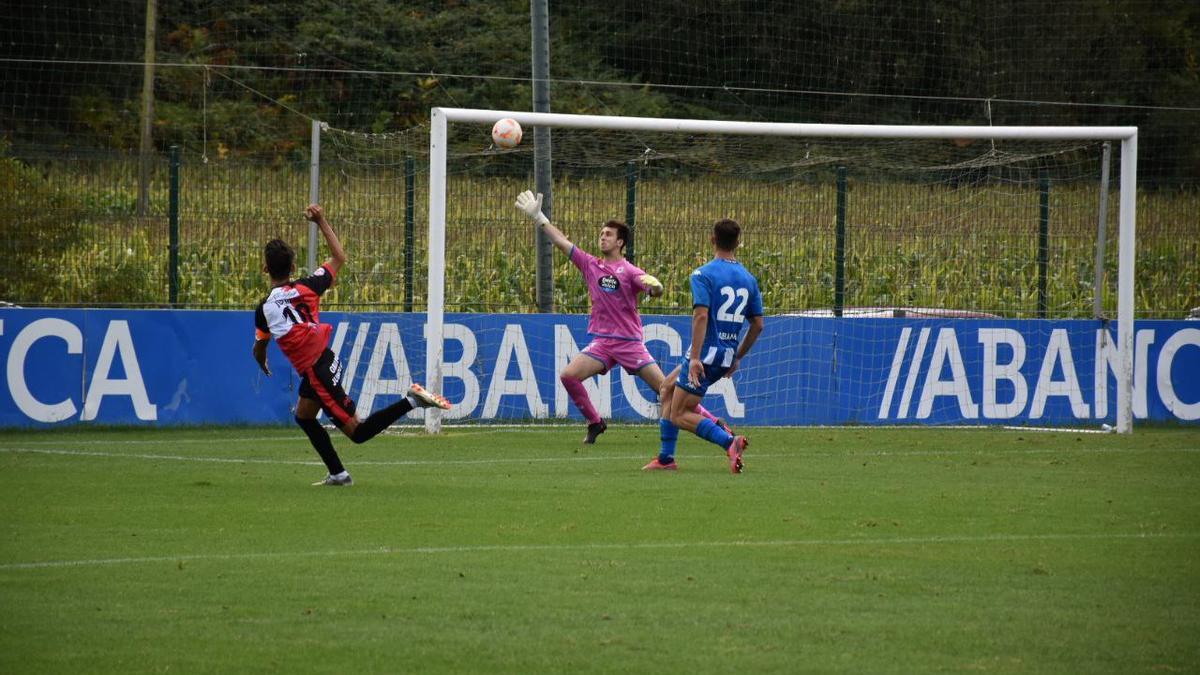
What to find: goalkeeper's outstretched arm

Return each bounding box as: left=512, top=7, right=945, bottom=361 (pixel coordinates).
left=515, top=190, right=572, bottom=255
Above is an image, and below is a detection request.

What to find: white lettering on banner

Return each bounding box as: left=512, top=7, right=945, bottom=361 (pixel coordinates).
left=1094, top=329, right=1153, bottom=419
left=916, top=328, right=978, bottom=419
left=1030, top=329, right=1089, bottom=419
left=81, top=320, right=156, bottom=421
left=1157, top=328, right=1200, bottom=421
left=619, top=370, right=652, bottom=417
left=705, top=377, right=746, bottom=418
left=979, top=328, right=1028, bottom=419
left=319, top=321, right=727, bottom=421
left=554, top=325, right=611, bottom=418
left=441, top=323, right=480, bottom=420
left=622, top=323, right=678, bottom=419
left=357, top=323, right=414, bottom=417
left=897, top=327, right=931, bottom=419
left=877, top=325, right=1200, bottom=421
left=6, top=319, right=155, bottom=423
left=329, top=321, right=371, bottom=395
left=483, top=324, right=548, bottom=418
left=878, top=326, right=911, bottom=419
left=7, top=318, right=82, bottom=422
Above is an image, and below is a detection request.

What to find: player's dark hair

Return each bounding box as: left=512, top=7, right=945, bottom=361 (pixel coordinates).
left=713, top=218, right=741, bottom=251
left=604, top=220, right=629, bottom=253
left=263, top=239, right=295, bottom=279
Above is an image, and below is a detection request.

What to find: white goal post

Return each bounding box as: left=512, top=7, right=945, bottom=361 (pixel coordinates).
left=425, top=107, right=1138, bottom=434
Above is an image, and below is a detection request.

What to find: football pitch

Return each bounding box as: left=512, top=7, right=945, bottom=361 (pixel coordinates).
left=1, top=425, right=1197, bottom=673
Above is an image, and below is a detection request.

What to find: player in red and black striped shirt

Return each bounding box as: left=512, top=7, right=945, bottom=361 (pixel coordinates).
left=253, top=204, right=450, bottom=486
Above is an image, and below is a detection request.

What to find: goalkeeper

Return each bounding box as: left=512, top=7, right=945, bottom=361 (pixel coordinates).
left=516, top=190, right=731, bottom=444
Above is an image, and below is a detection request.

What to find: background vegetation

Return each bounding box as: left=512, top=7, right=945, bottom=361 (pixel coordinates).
left=1, top=0, right=1197, bottom=312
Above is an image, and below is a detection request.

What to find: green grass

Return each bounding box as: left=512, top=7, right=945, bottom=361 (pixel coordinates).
left=1, top=426, right=1198, bottom=673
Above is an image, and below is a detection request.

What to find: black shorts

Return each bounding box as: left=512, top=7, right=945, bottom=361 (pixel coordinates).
left=298, top=348, right=357, bottom=427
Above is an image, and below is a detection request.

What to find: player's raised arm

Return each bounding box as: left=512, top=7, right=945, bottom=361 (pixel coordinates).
left=515, top=190, right=572, bottom=255
left=305, top=204, right=348, bottom=275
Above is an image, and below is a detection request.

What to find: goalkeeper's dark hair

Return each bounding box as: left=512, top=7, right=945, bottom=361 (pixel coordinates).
left=263, top=239, right=295, bottom=279
left=603, top=220, right=630, bottom=253
left=713, top=218, right=741, bottom=251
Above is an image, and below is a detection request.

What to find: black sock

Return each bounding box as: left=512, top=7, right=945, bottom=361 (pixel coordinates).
left=350, top=397, right=415, bottom=444
left=295, top=416, right=346, bottom=475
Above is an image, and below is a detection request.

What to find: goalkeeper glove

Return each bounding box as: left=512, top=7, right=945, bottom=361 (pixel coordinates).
left=515, top=190, right=549, bottom=227
left=639, top=273, right=663, bottom=294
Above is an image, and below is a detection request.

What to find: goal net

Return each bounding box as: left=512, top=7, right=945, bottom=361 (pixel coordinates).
left=317, top=110, right=1139, bottom=433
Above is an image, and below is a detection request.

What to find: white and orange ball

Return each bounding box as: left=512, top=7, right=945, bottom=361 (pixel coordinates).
left=491, top=118, right=523, bottom=149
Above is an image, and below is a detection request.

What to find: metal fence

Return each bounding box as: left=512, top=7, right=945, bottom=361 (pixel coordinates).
left=5, top=145, right=1197, bottom=319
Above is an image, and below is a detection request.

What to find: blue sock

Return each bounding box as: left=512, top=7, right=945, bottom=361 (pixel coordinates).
left=696, top=418, right=734, bottom=451
left=658, top=418, right=678, bottom=463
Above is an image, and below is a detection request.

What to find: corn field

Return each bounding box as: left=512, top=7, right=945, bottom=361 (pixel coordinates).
left=5, top=154, right=1198, bottom=319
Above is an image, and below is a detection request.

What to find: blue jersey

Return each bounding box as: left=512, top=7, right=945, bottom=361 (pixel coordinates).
left=689, top=258, right=763, bottom=368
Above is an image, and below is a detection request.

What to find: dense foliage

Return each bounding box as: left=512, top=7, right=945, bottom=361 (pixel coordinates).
left=2, top=1, right=1197, bottom=179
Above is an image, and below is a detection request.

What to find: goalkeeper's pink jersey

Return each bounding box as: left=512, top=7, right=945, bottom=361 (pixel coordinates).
left=570, top=245, right=650, bottom=341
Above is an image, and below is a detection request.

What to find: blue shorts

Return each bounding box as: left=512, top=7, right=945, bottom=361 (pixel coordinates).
left=674, top=356, right=729, bottom=397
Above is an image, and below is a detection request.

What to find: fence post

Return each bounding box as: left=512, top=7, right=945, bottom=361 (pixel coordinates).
left=405, top=155, right=415, bottom=313
left=835, top=166, right=847, bottom=317
left=625, top=160, right=638, bottom=264
left=1093, top=142, right=1112, bottom=320
left=531, top=0, right=554, bottom=312
left=168, top=145, right=180, bottom=306
left=307, top=119, right=321, bottom=272
left=1038, top=169, right=1050, bottom=318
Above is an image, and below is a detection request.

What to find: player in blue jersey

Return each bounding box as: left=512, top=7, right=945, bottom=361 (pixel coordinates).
left=644, top=218, right=764, bottom=473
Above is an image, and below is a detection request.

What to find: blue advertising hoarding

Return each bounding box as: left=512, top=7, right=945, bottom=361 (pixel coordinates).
left=1, top=308, right=1197, bottom=428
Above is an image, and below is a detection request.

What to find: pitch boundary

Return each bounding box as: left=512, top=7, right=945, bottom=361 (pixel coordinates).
left=1, top=531, right=1194, bottom=572
left=3, top=444, right=1200, bottom=468
left=2, top=444, right=1198, bottom=468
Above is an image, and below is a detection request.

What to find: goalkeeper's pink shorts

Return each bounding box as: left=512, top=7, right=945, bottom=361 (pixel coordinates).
left=581, top=337, right=656, bottom=375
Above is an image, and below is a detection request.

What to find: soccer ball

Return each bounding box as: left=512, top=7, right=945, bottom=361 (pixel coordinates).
left=491, top=118, right=522, bottom=149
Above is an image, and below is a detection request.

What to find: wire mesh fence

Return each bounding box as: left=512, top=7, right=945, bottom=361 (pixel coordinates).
left=5, top=141, right=1197, bottom=318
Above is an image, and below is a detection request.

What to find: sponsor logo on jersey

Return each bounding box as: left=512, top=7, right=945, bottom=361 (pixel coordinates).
left=598, top=275, right=620, bottom=293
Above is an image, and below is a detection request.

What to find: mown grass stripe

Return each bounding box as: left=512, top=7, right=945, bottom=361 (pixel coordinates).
left=2, top=531, right=1194, bottom=572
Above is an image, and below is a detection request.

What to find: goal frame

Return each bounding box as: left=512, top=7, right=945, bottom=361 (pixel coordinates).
left=425, top=107, right=1139, bottom=433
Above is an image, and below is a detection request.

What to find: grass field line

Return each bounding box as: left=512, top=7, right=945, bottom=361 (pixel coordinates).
left=0, top=435, right=309, bottom=446
left=0, top=446, right=698, bottom=466
left=1, top=531, right=1195, bottom=572
left=2, top=445, right=1200, bottom=468
left=0, top=428, right=565, bottom=447
left=0, top=425, right=1140, bottom=446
